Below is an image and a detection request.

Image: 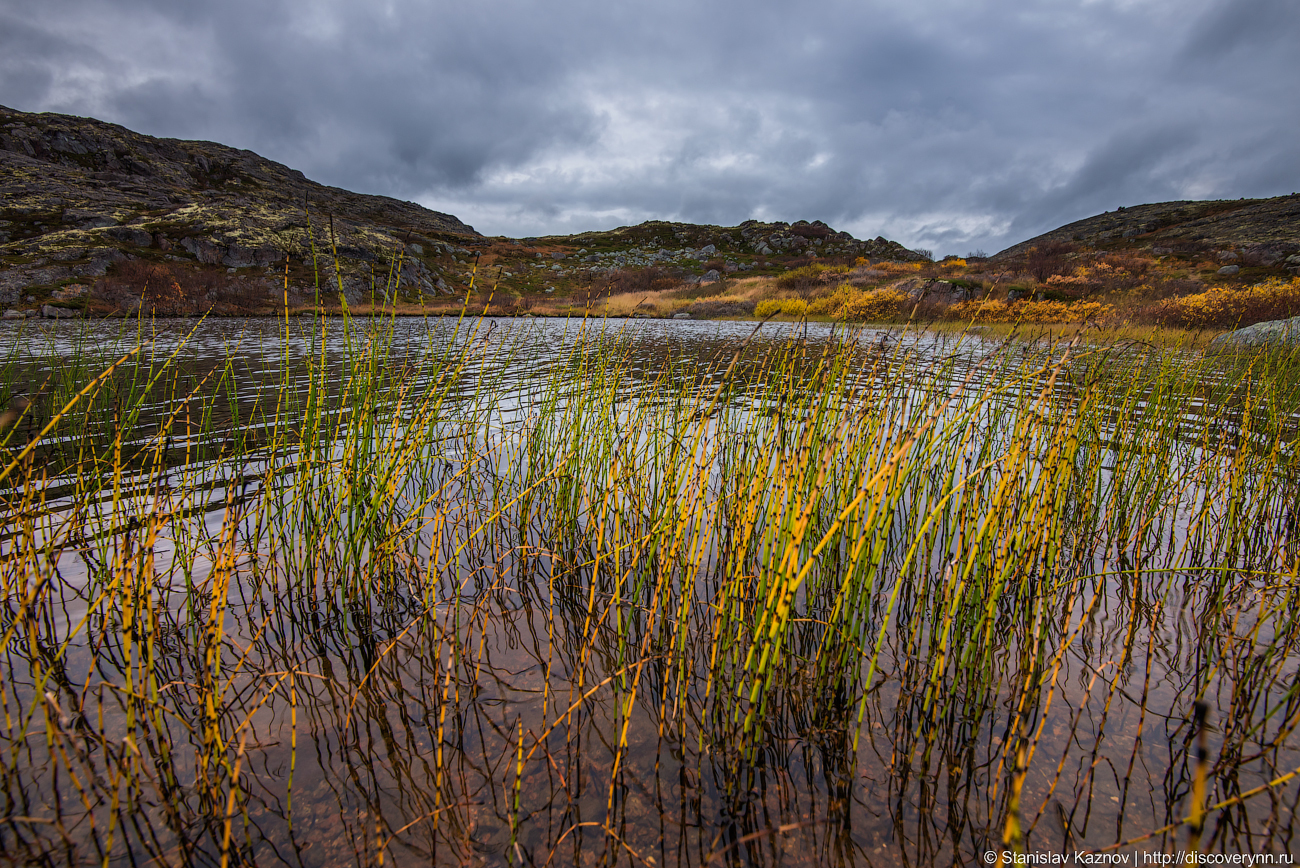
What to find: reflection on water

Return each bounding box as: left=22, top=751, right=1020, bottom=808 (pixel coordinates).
left=1, top=316, right=1298, bottom=866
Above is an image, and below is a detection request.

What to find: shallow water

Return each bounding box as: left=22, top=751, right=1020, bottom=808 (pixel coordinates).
left=1, top=317, right=1298, bottom=866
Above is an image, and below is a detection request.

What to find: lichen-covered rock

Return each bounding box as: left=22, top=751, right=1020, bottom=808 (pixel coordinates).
left=1209, top=316, right=1300, bottom=348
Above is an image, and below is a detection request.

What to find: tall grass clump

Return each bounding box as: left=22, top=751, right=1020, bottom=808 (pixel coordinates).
left=2, top=286, right=1300, bottom=865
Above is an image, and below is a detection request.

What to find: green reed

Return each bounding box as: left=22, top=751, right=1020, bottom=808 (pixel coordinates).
left=1, top=306, right=1299, bottom=866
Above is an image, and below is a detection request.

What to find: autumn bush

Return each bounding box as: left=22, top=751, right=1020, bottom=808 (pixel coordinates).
left=944, top=299, right=1113, bottom=324
left=93, top=260, right=261, bottom=314
left=1149, top=278, right=1300, bottom=329
left=837, top=286, right=909, bottom=322
left=590, top=266, right=678, bottom=300
left=775, top=263, right=849, bottom=296
left=754, top=298, right=810, bottom=318
left=1025, top=241, right=1075, bottom=282
left=872, top=261, right=925, bottom=276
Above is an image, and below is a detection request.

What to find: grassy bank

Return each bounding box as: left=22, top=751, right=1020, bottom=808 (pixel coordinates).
left=2, top=309, right=1300, bottom=865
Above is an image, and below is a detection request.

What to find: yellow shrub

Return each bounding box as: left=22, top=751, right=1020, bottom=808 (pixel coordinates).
left=945, top=299, right=1113, bottom=324
left=1154, top=278, right=1300, bottom=328
left=808, top=283, right=861, bottom=315
left=836, top=287, right=908, bottom=322
left=755, top=298, right=809, bottom=318
left=775, top=263, right=849, bottom=291
left=875, top=261, right=925, bottom=276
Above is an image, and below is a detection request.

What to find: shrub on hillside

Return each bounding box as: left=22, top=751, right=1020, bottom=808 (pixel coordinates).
left=93, top=260, right=260, bottom=314
left=1025, top=241, right=1075, bottom=282
left=872, top=261, right=925, bottom=276
left=776, top=263, right=849, bottom=296
left=1149, top=278, right=1300, bottom=329
left=755, top=298, right=810, bottom=318
left=590, top=267, right=678, bottom=299
left=944, top=299, right=1113, bottom=324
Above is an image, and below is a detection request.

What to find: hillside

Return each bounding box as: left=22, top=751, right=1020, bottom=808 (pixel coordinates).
left=0, top=104, right=478, bottom=313
left=996, top=196, right=1300, bottom=262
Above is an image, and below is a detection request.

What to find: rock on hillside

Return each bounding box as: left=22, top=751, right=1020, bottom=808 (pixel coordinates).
left=531, top=218, right=926, bottom=268
left=996, top=196, right=1300, bottom=265
left=0, top=104, right=478, bottom=311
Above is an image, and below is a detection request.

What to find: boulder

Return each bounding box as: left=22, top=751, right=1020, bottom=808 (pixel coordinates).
left=1210, top=316, right=1300, bottom=348
left=698, top=244, right=717, bottom=256
left=181, top=236, right=225, bottom=265
left=62, top=209, right=118, bottom=229
left=222, top=244, right=284, bottom=268
left=42, top=304, right=81, bottom=319
left=106, top=226, right=154, bottom=247
left=1244, top=243, right=1299, bottom=267
left=1217, top=265, right=1240, bottom=275
left=3, top=309, right=24, bottom=320
left=701, top=269, right=722, bottom=283
left=1217, top=251, right=1239, bottom=262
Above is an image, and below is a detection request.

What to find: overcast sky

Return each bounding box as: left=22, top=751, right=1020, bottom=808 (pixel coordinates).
left=2, top=0, right=1297, bottom=254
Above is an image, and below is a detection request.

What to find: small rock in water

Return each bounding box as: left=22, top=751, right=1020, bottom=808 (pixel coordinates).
left=673, top=312, right=691, bottom=319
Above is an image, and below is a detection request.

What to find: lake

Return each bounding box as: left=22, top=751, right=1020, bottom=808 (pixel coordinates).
left=1, top=314, right=1298, bottom=866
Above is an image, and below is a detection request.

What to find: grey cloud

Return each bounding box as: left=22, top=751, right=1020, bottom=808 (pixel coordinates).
left=2, top=0, right=1297, bottom=254
left=1183, top=0, right=1300, bottom=61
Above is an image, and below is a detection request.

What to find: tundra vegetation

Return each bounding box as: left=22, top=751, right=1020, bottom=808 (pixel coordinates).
left=41, top=231, right=1300, bottom=338
left=1, top=281, right=1300, bottom=866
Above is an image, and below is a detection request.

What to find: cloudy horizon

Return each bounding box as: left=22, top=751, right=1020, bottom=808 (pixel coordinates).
left=2, top=0, right=1297, bottom=255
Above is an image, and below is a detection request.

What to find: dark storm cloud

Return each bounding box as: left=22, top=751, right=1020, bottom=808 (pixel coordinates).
left=2, top=0, right=1297, bottom=254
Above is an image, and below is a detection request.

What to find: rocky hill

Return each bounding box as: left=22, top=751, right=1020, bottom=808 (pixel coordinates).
left=0, top=104, right=479, bottom=314
left=0, top=105, right=928, bottom=317
left=996, top=195, right=1300, bottom=264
